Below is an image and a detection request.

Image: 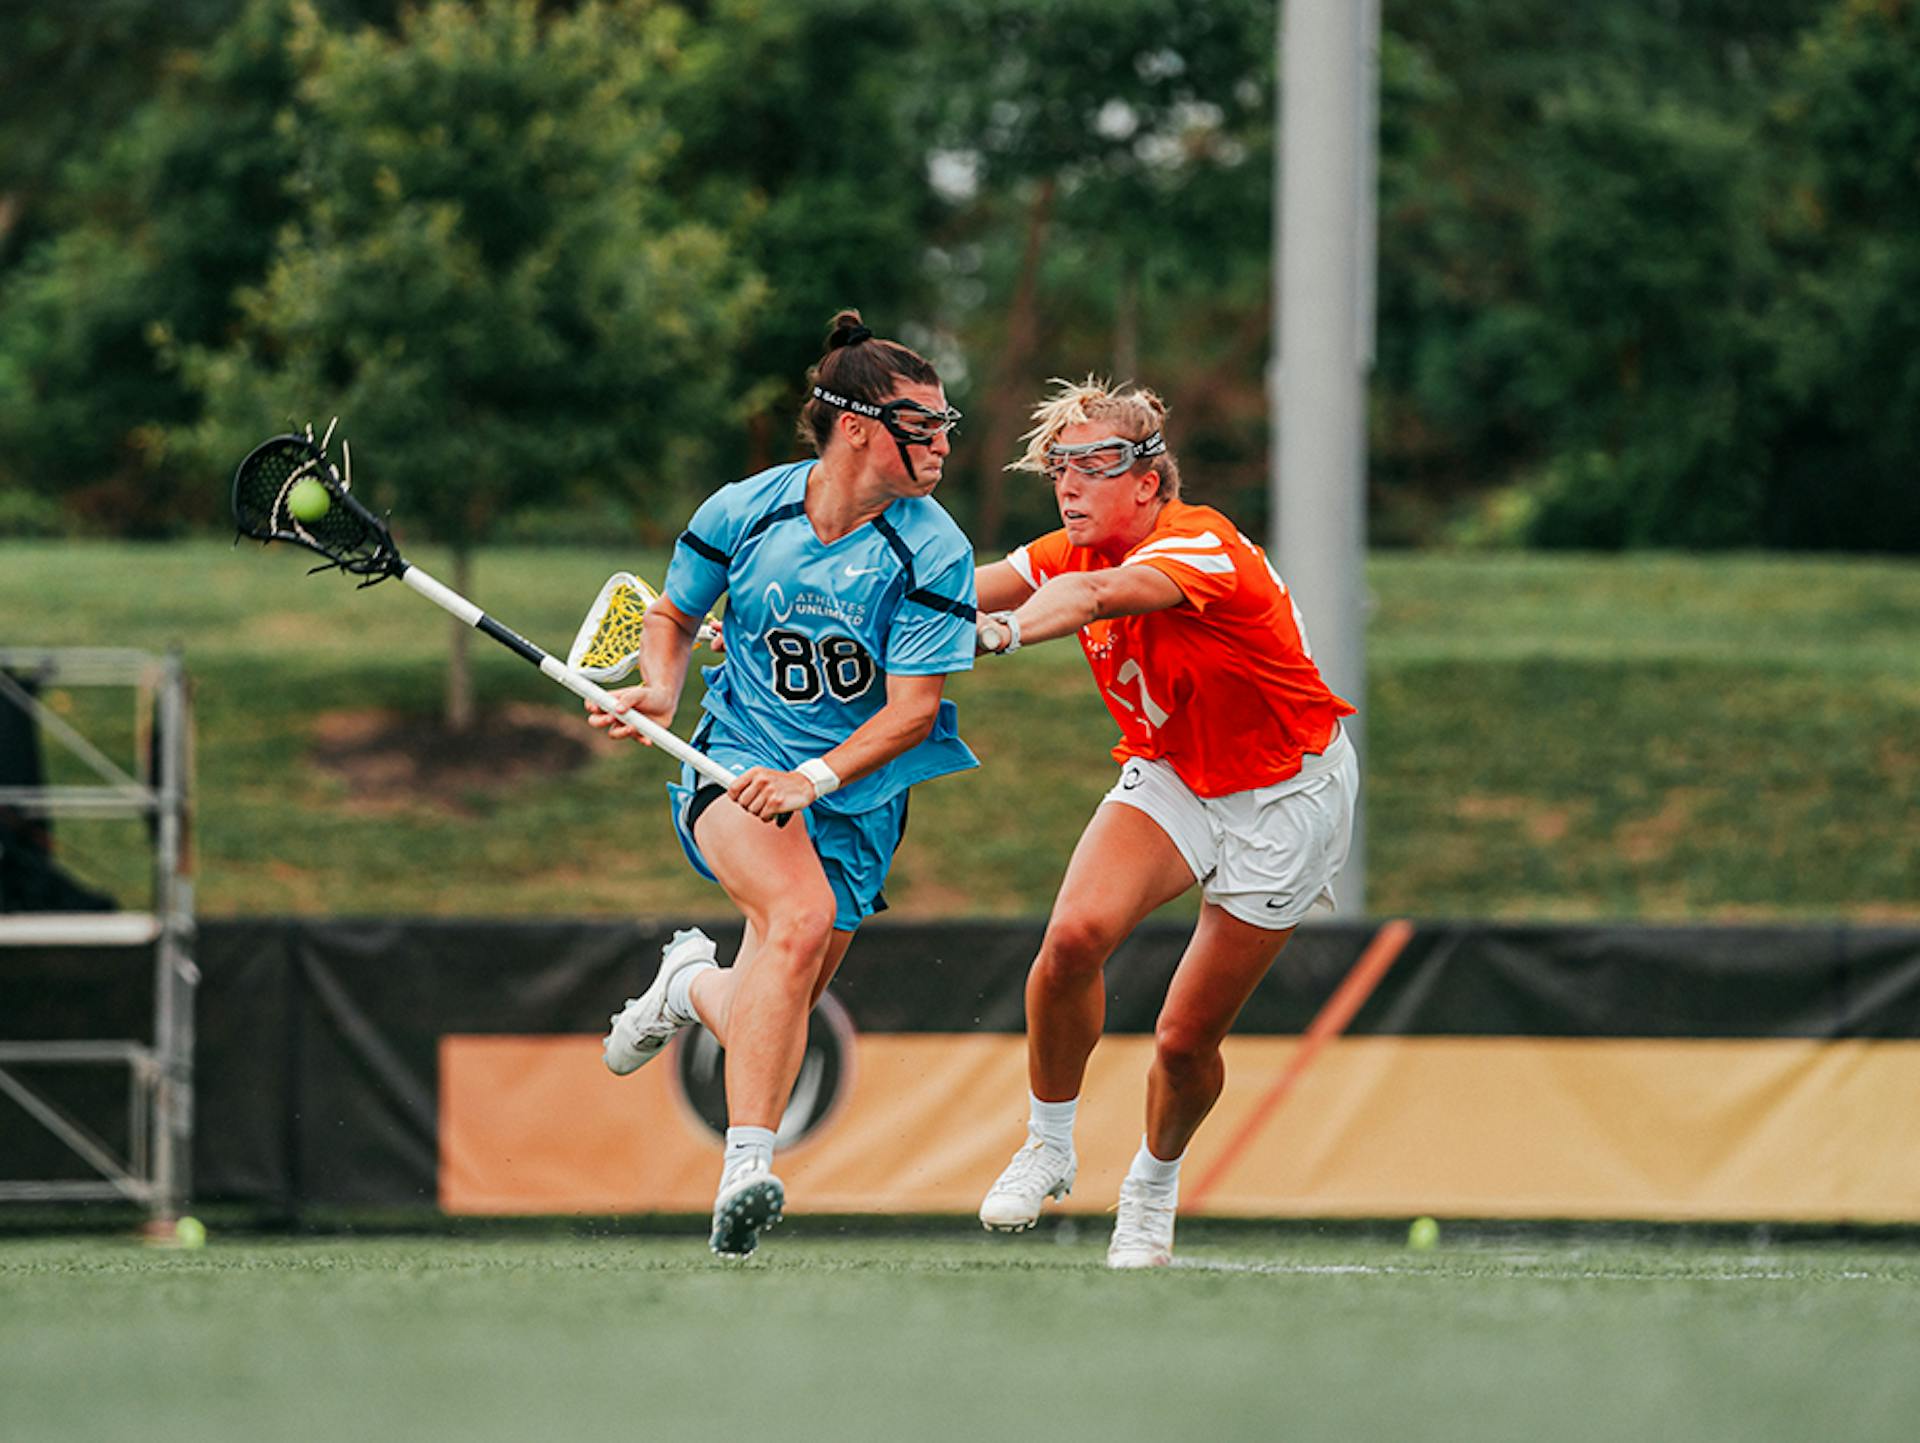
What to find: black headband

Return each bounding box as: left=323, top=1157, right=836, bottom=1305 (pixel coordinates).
left=811, top=385, right=884, bottom=419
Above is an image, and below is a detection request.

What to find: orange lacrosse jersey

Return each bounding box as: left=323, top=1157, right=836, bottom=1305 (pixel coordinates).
left=1007, top=500, right=1355, bottom=796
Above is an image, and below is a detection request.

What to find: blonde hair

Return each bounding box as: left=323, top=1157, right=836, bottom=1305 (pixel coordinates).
left=1008, top=376, right=1181, bottom=500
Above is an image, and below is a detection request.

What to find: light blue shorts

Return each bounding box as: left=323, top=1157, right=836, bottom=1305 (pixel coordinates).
left=667, top=732, right=907, bottom=933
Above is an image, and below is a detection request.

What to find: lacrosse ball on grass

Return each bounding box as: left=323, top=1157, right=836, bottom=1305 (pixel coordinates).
left=287, top=477, right=331, bottom=522
left=173, top=1215, right=207, bottom=1250
left=1407, top=1216, right=1440, bottom=1251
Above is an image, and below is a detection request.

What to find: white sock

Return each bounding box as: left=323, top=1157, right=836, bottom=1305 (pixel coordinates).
left=1029, top=1093, right=1078, bottom=1153
left=723, top=1125, right=776, bottom=1177
left=1127, top=1137, right=1183, bottom=1196
left=664, top=960, right=716, bottom=1027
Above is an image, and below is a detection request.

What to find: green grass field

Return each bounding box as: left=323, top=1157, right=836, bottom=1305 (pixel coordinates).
left=2, top=540, right=1915, bottom=920
left=4, top=1228, right=1917, bottom=1443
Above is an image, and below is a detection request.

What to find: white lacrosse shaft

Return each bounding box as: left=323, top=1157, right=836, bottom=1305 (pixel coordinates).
left=398, top=565, right=738, bottom=789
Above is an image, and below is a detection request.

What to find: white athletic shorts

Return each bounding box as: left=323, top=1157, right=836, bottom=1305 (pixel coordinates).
left=1101, top=724, right=1358, bottom=930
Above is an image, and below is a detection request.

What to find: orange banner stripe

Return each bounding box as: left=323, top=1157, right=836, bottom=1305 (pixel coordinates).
left=1186, top=918, right=1416, bottom=1211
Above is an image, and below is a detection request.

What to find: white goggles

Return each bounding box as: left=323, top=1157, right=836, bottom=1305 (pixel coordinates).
left=1044, top=431, right=1166, bottom=478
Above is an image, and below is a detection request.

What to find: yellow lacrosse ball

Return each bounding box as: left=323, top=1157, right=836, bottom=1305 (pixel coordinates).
left=288, top=477, right=331, bottom=522
left=1408, top=1216, right=1440, bottom=1251
left=173, top=1215, right=207, bottom=1249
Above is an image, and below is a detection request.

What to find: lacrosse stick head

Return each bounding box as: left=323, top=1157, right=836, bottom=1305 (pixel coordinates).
left=568, top=571, right=658, bottom=682
left=231, top=421, right=403, bottom=581
left=567, top=571, right=721, bottom=683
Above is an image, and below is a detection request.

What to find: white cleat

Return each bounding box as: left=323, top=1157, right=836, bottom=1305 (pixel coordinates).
left=602, top=927, right=717, bottom=1076
left=710, top=1160, right=785, bottom=1260
left=979, top=1128, right=1077, bottom=1232
left=1106, top=1178, right=1177, bottom=1269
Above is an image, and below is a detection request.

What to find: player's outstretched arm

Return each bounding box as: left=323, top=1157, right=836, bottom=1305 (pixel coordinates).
left=975, top=558, right=1036, bottom=613
left=979, top=566, right=1185, bottom=654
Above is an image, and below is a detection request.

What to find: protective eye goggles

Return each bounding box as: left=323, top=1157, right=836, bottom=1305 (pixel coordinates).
left=811, top=386, right=962, bottom=445
left=1044, top=431, right=1167, bottom=479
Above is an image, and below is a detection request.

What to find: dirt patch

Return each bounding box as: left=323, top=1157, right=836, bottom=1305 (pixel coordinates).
left=1616, top=787, right=1708, bottom=865
left=1834, top=902, right=1920, bottom=924
left=1454, top=794, right=1583, bottom=845
left=311, top=703, right=593, bottom=812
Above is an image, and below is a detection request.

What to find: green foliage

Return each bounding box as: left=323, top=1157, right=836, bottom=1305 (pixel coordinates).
left=649, top=0, right=943, bottom=476
left=1517, top=87, right=1773, bottom=548
left=0, top=0, right=309, bottom=533
left=923, top=0, right=1276, bottom=541
left=1759, top=0, right=1920, bottom=550
left=6, top=0, right=1920, bottom=554
left=0, top=0, right=241, bottom=263
left=1371, top=0, right=1910, bottom=553
left=0, top=485, right=69, bottom=539
left=0, top=229, right=175, bottom=521
left=178, top=0, right=761, bottom=550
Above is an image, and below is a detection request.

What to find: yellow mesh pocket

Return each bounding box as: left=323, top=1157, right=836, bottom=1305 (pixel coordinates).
left=567, top=571, right=719, bottom=682
left=577, top=581, right=653, bottom=672
left=567, top=571, right=658, bottom=682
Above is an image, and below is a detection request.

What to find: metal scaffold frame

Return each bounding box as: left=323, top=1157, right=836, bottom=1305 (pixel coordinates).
left=0, top=648, right=195, bottom=1219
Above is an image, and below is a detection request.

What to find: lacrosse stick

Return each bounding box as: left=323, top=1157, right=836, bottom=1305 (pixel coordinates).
left=231, top=423, right=738, bottom=790
left=567, top=571, right=721, bottom=684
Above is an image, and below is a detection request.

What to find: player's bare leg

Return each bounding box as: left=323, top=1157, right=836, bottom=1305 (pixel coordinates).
left=680, top=922, right=754, bottom=1046
left=1110, top=903, right=1292, bottom=1268
left=1028, top=802, right=1195, bottom=1100
left=606, top=908, right=850, bottom=1076
left=684, top=918, right=853, bottom=1047
left=691, top=800, right=848, bottom=1257
left=981, top=802, right=1192, bottom=1231
left=695, top=801, right=843, bottom=1125
left=1146, top=904, right=1292, bottom=1155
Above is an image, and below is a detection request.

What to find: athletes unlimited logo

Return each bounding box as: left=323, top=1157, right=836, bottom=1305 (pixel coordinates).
left=672, top=992, right=856, bottom=1147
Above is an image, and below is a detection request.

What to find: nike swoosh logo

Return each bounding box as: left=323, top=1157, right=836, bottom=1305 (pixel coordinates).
left=844, top=564, right=884, bottom=578
left=1264, top=899, right=1288, bottom=910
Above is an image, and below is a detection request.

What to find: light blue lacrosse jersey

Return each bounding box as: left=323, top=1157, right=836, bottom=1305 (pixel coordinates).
left=663, top=459, right=978, bottom=815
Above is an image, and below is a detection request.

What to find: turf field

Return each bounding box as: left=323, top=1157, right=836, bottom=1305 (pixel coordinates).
left=3, top=1228, right=1915, bottom=1443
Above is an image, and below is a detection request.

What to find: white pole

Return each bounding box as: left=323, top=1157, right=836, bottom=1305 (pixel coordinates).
left=1272, top=0, right=1379, bottom=915
left=395, top=564, right=740, bottom=790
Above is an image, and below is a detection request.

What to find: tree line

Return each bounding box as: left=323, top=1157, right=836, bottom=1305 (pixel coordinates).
left=2, top=0, right=1915, bottom=557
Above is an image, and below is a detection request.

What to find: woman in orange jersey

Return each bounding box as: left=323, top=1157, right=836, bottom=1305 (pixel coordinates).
left=973, top=377, right=1358, bottom=1268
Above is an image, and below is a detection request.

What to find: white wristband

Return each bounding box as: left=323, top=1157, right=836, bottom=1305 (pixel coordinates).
left=988, top=610, right=1022, bottom=654
left=797, top=756, right=841, bottom=799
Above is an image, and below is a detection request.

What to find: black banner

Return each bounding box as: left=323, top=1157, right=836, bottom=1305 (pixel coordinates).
left=3, top=918, right=1918, bottom=1214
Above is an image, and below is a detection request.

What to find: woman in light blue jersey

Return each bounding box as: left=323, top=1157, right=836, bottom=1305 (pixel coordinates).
left=586, top=310, right=977, bottom=1259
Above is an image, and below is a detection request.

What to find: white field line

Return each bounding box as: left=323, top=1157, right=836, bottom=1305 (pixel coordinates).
left=1170, top=1258, right=1886, bottom=1282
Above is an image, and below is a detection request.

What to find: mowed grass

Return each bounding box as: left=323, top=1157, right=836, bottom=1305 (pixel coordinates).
left=1, top=540, right=1914, bottom=920
left=1367, top=553, right=1920, bottom=919
left=2, top=1230, right=1917, bottom=1443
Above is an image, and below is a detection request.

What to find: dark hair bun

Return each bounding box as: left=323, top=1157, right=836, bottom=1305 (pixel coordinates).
left=826, top=309, right=873, bottom=351
left=798, top=311, right=939, bottom=455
